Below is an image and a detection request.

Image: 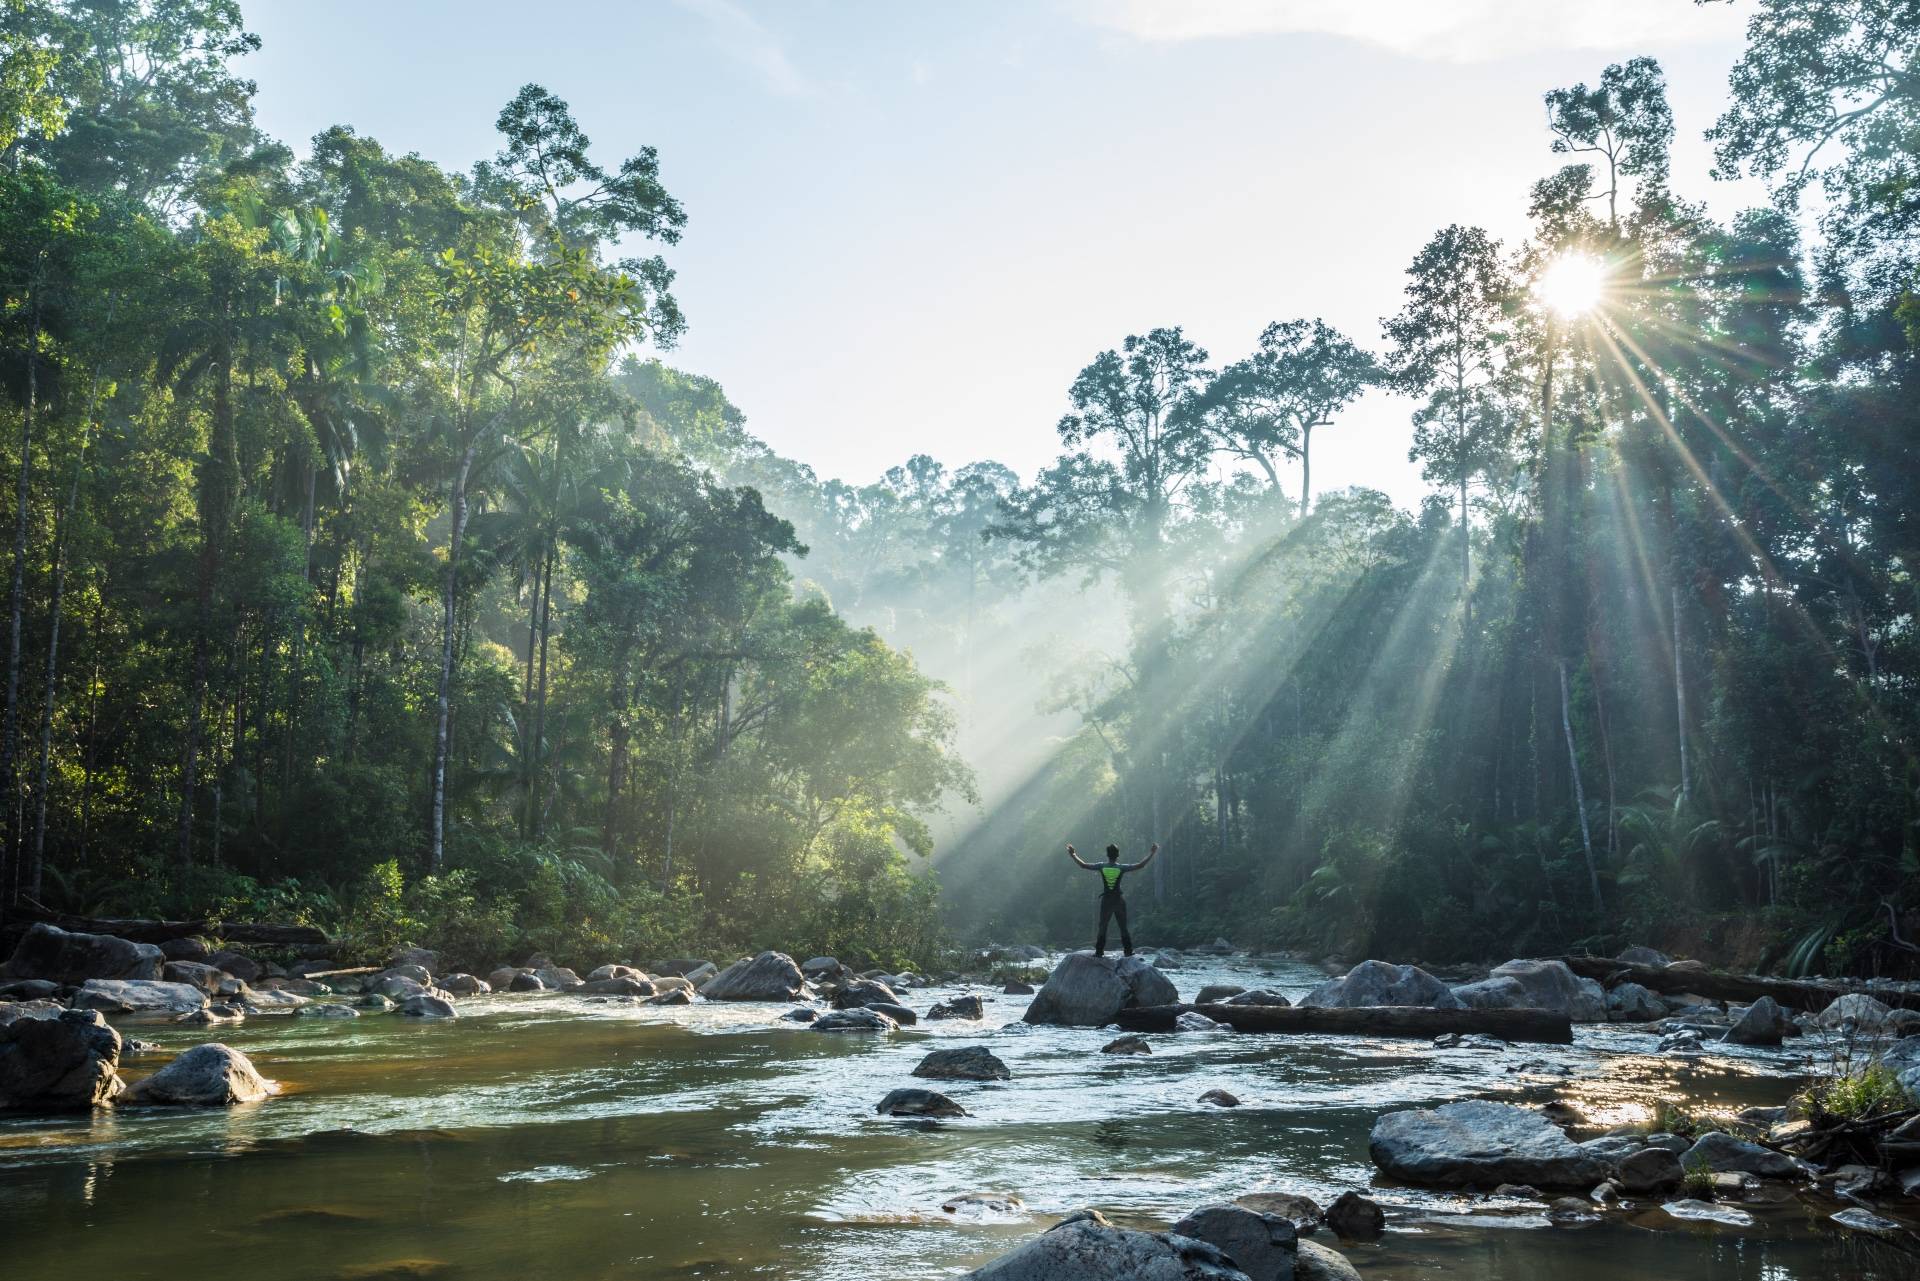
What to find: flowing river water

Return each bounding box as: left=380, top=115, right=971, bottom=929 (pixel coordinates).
left=2, top=953, right=1916, bottom=1280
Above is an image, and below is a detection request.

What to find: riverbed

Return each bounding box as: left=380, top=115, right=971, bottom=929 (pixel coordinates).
left=2, top=953, right=1914, bottom=1280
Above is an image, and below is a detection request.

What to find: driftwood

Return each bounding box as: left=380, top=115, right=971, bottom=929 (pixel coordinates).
left=6, top=900, right=330, bottom=948
left=1559, top=955, right=1920, bottom=1013
left=1116, top=1002, right=1574, bottom=1045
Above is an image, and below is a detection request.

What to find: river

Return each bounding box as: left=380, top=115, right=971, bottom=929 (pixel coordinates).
left=2, top=953, right=1914, bottom=1280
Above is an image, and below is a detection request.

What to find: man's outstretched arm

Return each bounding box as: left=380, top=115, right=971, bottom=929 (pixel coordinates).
left=1124, top=843, right=1160, bottom=871
left=1066, top=843, right=1098, bottom=870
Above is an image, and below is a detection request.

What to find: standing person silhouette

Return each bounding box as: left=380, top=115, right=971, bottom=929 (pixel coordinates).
left=1067, top=841, right=1159, bottom=957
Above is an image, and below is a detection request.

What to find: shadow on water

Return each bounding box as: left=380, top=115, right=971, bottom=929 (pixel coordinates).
left=2, top=954, right=1915, bottom=1279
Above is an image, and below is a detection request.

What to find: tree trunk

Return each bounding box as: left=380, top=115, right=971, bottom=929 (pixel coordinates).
left=1298, top=423, right=1314, bottom=519
left=526, top=533, right=556, bottom=838
left=430, top=442, right=478, bottom=873
left=177, top=309, right=237, bottom=870
left=3, top=295, right=40, bottom=892
left=1559, top=659, right=1601, bottom=911
left=1672, top=582, right=1689, bottom=805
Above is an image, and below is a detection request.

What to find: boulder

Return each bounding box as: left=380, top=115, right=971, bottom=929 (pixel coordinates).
left=245, top=988, right=310, bottom=1011
left=782, top=1007, right=818, bottom=1023
left=1302, top=960, right=1463, bottom=1010
left=1101, top=1034, right=1152, bottom=1055
left=1196, top=984, right=1247, bottom=1005
left=1615, top=1146, right=1682, bottom=1193
left=3, top=922, right=162, bottom=984
left=1293, top=1241, right=1359, bottom=1281
left=159, top=960, right=241, bottom=995
left=1813, top=992, right=1896, bottom=1031
left=702, top=951, right=806, bottom=1002
left=966, top=1210, right=1254, bottom=1281
left=487, top=967, right=525, bottom=989
left=586, top=964, right=647, bottom=983
left=1023, top=952, right=1179, bottom=1027
left=876, top=1087, right=967, bottom=1118
left=125, top=1043, right=269, bottom=1105
left=1199, top=1088, right=1241, bottom=1107
left=206, top=950, right=261, bottom=983
left=1170, top=1204, right=1296, bottom=1281
left=397, top=994, right=457, bottom=1020
left=355, top=994, right=395, bottom=1012
left=1681, top=1132, right=1802, bottom=1180
left=70, top=979, right=208, bottom=1017
left=0, top=998, right=64, bottom=1026
left=914, top=1046, right=1011, bottom=1082
left=656, top=958, right=717, bottom=983
left=1226, top=989, right=1292, bottom=1007
left=1453, top=960, right=1607, bottom=1022
left=578, top=977, right=655, bottom=997
left=508, top=971, right=546, bottom=992
left=391, top=947, right=440, bottom=973
left=928, top=994, right=985, bottom=1020
left=649, top=975, right=694, bottom=995
left=159, top=936, right=211, bottom=962
left=0, top=1008, right=124, bottom=1109
left=295, top=1003, right=359, bottom=1019
left=1368, top=1100, right=1612, bottom=1189
left=1616, top=946, right=1672, bottom=967
left=648, top=989, right=692, bottom=1006
left=1236, top=1192, right=1321, bottom=1235
left=534, top=967, right=583, bottom=991
left=1606, top=982, right=1668, bottom=1022
left=0, top=978, right=58, bottom=1001
left=1323, top=1191, right=1382, bottom=1240
left=1657, top=1029, right=1704, bottom=1055
left=811, top=1007, right=897, bottom=1033
left=377, top=963, right=432, bottom=987
left=832, top=978, right=901, bottom=1010
left=868, top=1001, right=918, bottom=1026
left=1003, top=981, right=1035, bottom=995
left=800, top=956, right=843, bottom=978
left=440, top=973, right=490, bottom=997
left=1722, top=996, right=1793, bottom=1046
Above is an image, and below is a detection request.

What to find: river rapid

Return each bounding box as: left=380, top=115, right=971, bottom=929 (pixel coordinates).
left=2, top=952, right=1915, bottom=1280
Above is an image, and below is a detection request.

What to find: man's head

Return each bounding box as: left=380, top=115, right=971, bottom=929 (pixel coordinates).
left=1106, top=844, right=1120, bottom=862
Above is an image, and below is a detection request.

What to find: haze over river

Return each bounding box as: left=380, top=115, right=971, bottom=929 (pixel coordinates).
left=2, top=953, right=1912, bottom=1280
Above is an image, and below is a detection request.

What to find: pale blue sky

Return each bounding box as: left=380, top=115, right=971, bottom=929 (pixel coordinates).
left=244, top=1, right=1764, bottom=508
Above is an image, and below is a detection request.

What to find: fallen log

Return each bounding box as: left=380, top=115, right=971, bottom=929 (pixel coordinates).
left=1559, top=955, right=1920, bottom=1013
left=1116, top=1003, right=1574, bottom=1045
left=5, top=901, right=330, bottom=948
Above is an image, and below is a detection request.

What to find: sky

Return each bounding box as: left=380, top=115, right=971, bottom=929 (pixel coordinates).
left=242, top=0, right=1768, bottom=510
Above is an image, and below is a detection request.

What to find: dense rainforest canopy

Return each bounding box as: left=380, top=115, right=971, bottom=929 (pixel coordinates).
left=0, top=0, right=1915, bottom=979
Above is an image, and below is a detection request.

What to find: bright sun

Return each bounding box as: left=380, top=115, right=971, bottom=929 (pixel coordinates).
left=1537, top=253, right=1606, bottom=317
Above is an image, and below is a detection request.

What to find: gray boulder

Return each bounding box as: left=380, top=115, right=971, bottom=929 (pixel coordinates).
left=397, top=995, right=457, bottom=1020
left=1368, top=1100, right=1612, bottom=1189
left=1023, top=952, right=1180, bottom=1027
left=534, top=966, right=583, bottom=992
left=868, top=1001, right=919, bottom=1025
left=647, top=989, right=692, bottom=1006
left=578, top=976, right=655, bottom=997
left=966, top=1210, right=1253, bottom=1281
left=1294, top=1241, right=1360, bottom=1281
left=928, top=994, right=985, bottom=1020
left=206, top=950, right=261, bottom=983
left=1453, top=960, right=1607, bottom=1022
left=1102, top=1034, right=1152, bottom=1055
left=3, top=922, right=162, bottom=984
left=0, top=978, right=58, bottom=1001
left=1616, top=1146, right=1682, bottom=1193
left=1723, top=996, right=1793, bottom=1046
left=440, top=973, right=490, bottom=996
left=1170, top=1204, right=1296, bottom=1281
left=295, top=1003, right=359, bottom=1019
left=508, top=972, right=546, bottom=992
left=1226, top=989, right=1292, bottom=1007
left=0, top=1008, right=124, bottom=1110
left=1813, top=992, right=1896, bottom=1031
left=159, top=936, right=211, bottom=962
left=782, top=1006, right=818, bottom=1022
left=125, top=1042, right=269, bottom=1105
left=1303, top=960, right=1463, bottom=1010
left=1196, top=984, right=1247, bottom=1005
left=585, top=964, right=647, bottom=983
left=1322, top=1191, right=1382, bottom=1240
left=1682, top=1131, right=1803, bottom=1179
left=1616, top=946, right=1672, bottom=967
left=832, top=978, right=901, bottom=1009
left=914, top=1046, right=1011, bottom=1081
left=1606, top=982, right=1668, bottom=1022
left=876, top=1087, right=967, bottom=1117
left=702, top=951, right=806, bottom=1002
left=377, top=963, right=432, bottom=987
left=800, top=956, right=843, bottom=978
left=811, top=1007, right=897, bottom=1033
left=355, top=994, right=395, bottom=1011
left=0, top=998, right=64, bottom=1026
left=70, top=978, right=208, bottom=1017
left=656, top=958, right=717, bottom=982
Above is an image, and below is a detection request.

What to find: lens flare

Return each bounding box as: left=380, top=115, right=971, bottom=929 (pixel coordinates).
left=1537, top=253, right=1605, bottom=317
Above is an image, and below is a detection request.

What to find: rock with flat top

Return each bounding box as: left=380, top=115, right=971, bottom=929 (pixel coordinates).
left=70, top=978, right=208, bottom=1017
left=914, top=1046, right=1010, bottom=1081
left=929, top=994, right=985, bottom=1020
left=3, top=922, right=162, bottom=984
left=1171, top=1204, right=1295, bottom=1281
left=125, top=1043, right=269, bottom=1105
left=1369, top=1100, right=1612, bottom=1189
left=876, top=1087, right=967, bottom=1117
left=1022, top=952, right=1180, bottom=1027
left=1453, top=960, right=1607, bottom=1022
left=811, top=1007, right=896, bottom=1033
left=1323, top=1191, right=1382, bottom=1240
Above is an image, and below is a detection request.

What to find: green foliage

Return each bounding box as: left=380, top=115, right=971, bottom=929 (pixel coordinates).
left=1682, top=1154, right=1716, bottom=1199
left=1809, top=1058, right=1908, bottom=1124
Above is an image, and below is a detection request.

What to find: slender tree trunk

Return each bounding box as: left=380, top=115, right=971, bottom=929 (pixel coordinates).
left=1298, top=423, right=1314, bottom=520
left=1559, top=659, right=1601, bottom=911
left=1590, top=650, right=1617, bottom=861
left=603, top=664, right=629, bottom=854
left=430, top=441, right=478, bottom=873
left=3, top=295, right=41, bottom=893
left=177, top=311, right=236, bottom=869
left=1672, top=583, right=1689, bottom=806
left=527, top=533, right=556, bottom=838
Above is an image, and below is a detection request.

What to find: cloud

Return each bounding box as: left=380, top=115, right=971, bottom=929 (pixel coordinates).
left=1068, top=0, right=1744, bottom=63
left=672, top=0, right=813, bottom=96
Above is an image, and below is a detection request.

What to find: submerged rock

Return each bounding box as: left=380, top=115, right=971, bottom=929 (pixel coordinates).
left=1101, top=1034, right=1152, bottom=1055
left=1170, top=1204, right=1296, bottom=1281
left=296, top=1003, right=359, bottom=1019
left=125, top=1043, right=269, bottom=1106
left=928, top=994, right=984, bottom=1020
left=1022, top=953, right=1179, bottom=1027
left=0, top=1008, right=123, bottom=1110
left=1177, top=1011, right=1224, bottom=1032
left=1199, top=1088, right=1241, bottom=1107
left=876, top=1087, right=967, bottom=1118
left=2, top=922, right=163, bottom=984
left=914, top=1046, right=1010, bottom=1081
left=965, top=1210, right=1253, bottom=1281
left=508, top=972, right=546, bottom=993
left=1660, top=1199, right=1752, bottom=1227
left=647, top=989, right=692, bottom=1006
left=702, top=951, right=806, bottom=1002
left=781, top=1006, right=818, bottom=1023
left=1302, top=960, right=1463, bottom=1010
left=396, top=995, right=457, bottom=1020
left=1369, top=1100, right=1612, bottom=1189
left=1323, top=1191, right=1383, bottom=1240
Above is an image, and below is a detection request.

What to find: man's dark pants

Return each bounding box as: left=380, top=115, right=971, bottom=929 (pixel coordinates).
left=1095, top=891, right=1132, bottom=956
